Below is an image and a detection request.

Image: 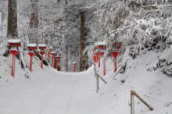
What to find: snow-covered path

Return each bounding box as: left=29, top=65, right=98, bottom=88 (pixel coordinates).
left=0, top=67, right=114, bottom=114
left=0, top=52, right=172, bottom=114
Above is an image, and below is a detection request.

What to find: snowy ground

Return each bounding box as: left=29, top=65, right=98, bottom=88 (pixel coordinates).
left=0, top=51, right=172, bottom=114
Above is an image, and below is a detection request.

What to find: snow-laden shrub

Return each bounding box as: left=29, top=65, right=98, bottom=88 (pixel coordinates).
left=149, top=48, right=172, bottom=77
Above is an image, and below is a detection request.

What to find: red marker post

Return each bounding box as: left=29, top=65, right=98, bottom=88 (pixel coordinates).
left=55, top=56, right=61, bottom=70
left=93, top=52, right=106, bottom=76
left=28, top=52, right=35, bottom=72
left=10, top=50, right=19, bottom=77
left=8, top=39, right=21, bottom=77
left=72, top=62, right=77, bottom=72
left=93, top=45, right=106, bottom=68
left=111, top=51, right=120, bottom=72
left=27, top=44, right=37, bottom=72
left=97, top=52, right=104, bottom=68
left=111, top=42, right=122, bottom=72
left=50, top=52, right=56, bottom=67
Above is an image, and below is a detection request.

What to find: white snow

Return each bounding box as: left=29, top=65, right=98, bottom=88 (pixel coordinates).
left=94, top=41, right=107, bottom=47
left=38, top=44, right=47, bottom=47
left=27, top=43, right=37, bottom=47
left=8, top=39, right=21, bottom=43
left=0, top=51, right=172, bottom=114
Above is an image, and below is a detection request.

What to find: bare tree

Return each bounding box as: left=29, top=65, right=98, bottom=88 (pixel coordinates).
left=7, top=0, right=18, bottom=38
left=29, top=0, right=39, bottom=43
left=80, top=11, right=88, bottom=71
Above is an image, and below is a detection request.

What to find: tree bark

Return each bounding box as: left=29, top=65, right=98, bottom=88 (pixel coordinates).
left=29, top=0, right=39, bottom=43
left=79, top=11, right=88, bottom=71
left=7, top=0, right=18, bottom=38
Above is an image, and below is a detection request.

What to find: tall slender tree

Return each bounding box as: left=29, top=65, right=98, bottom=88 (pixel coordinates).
left=80, top=11, right=88, bottom=71
left=29, top=0, right=39, bottom=43
left=7, top=0, right=18, bottom=39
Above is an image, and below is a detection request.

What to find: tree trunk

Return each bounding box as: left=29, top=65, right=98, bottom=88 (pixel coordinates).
left=7, top=0, right=18, bottom=38
left=4, top=0, right=18, bottom=57
left=79, top=11, right=88, bottom=71
left=29, top=0, right=39, bottom=43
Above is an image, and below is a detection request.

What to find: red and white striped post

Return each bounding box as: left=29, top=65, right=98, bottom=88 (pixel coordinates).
left=10, top=50, right=19, bottom=77
left=28, top=52, right=35, bottom=72
left=111, top=42, right=122, bottom=72
left=50, top=52, right=56, bottom=67
left=94, top=45, right=106, bottom=68
left=93, top=53, right=99, bottom=63
left=111, top=51, right=120, bottom=72
left=55, top=56, right=61, bottom=70
left=97, top=52, right=104, bottom=68
left=72, top=62, right=77, bottom=72
left=8, top=40, right=21, bottom=77
left=27, top=44, right=37, bottom=72
left=103, top=59, right=106, bottom=76
left=93, top=51, right=106, bottom=76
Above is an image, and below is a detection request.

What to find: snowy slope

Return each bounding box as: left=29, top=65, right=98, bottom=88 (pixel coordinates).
left=0, top=50, right=172, bottom=114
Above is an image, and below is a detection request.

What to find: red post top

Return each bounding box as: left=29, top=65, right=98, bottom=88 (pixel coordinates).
left=111, top=51, right=120, bottom=58
left=94, top=45, right=106, bottom=50
left=39, top=46, right=47, bottom=50
left=38, top=44, right=47, bottom=50
left=40, top=51, right=45, bottom=55
left=8, top=39, right=21, bottom=47
left=28, top=52, right=35, bottom=56
left=112, top=42, right=122, bottom=50
left=9, top=50, right=19, bottom=56
left=8, top=42, right=21, bottom=47
left=95, top=52, right=104, bottom=57
left=28, top=46, right=37, bottom=51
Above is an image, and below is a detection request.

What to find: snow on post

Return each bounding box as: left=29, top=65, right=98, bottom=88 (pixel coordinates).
left=8, top=39, right=21, bottom=77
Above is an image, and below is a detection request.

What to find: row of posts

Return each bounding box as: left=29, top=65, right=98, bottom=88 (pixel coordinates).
left=7, top=40, right=78, bottom=78
left=92, top=42, right=122, bottom=76
left=8, top=39, right=122, bottom=77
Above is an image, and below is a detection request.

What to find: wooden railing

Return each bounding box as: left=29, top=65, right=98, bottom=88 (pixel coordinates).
left=130, top=90, right=154, bottom=114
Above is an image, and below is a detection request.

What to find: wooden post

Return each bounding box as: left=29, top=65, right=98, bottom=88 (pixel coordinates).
left=51, top=55, right=54, bottom=67
left=130, top=90, right=134, bottom=114
left=94, top=64, right=108, bottom=93
left=130, top=90, right=154, bottom=114
left=29, top=55, right=33, bottom=71
left=40, top=55, right=43, bottom=69
left=7, top=0, right=18, bottom=38
left=11, top=54, right=16, bottom=77
left=103, top=58, right=106, bottom=76
left=113, top=57, right=117, bottom=72
left=80, top=11, right=88, bottom=71
left=72, top=63, right=77, bottom=72
left=98, top=59, right=101, bottom=67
